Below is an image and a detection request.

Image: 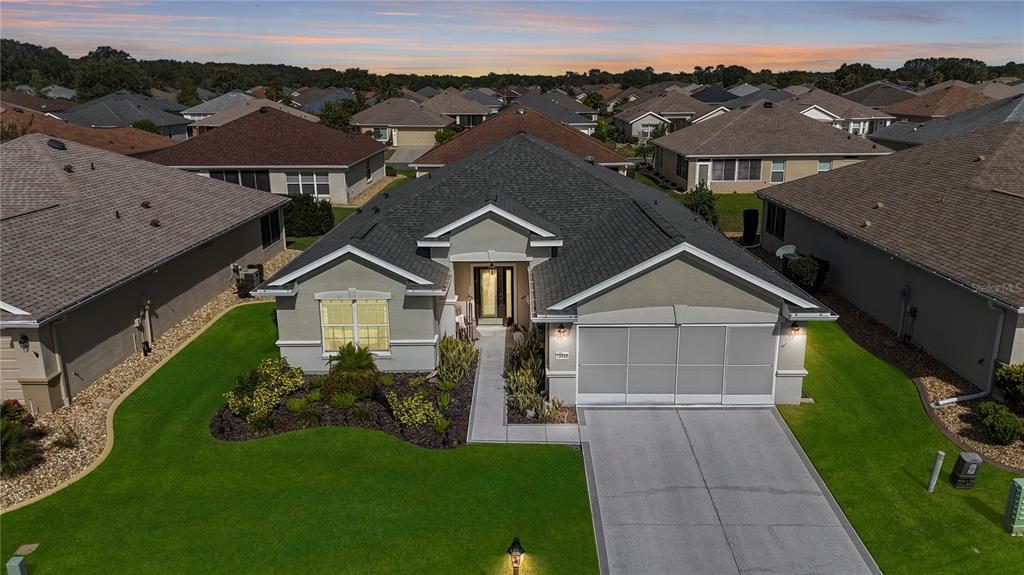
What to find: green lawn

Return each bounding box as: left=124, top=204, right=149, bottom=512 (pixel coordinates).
left=780, top=322, right=1024, bottom=575
left=630, top=172, right=760, bottom=234
left=0, top=304, right=598, bottom=574
left=286, top=206, right=355, bottom=251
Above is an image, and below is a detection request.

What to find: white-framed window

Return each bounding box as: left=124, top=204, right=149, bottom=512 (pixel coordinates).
left=770, top=160, right=785, bottom=183
left=711, top=158, right=761, bottom=181
left=286, top=171, right=330, bottom=196
left=817, top=159, right=832, bottom=173
left=640, top=124, right=655, bottom=141
left=320, top=298, right=390, bottom=353
left=372, top=127, right=388, bottom=141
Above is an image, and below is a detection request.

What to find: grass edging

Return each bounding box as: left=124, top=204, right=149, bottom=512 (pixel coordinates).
left=0, top=300, right=266, bottom=514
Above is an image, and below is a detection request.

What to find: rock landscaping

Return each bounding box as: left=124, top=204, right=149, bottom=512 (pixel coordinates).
left=752, top=247, right=1024, bottom=472
left=210, top=337, right=479, bottom=449
left=0, top=249, right=299, bottom=510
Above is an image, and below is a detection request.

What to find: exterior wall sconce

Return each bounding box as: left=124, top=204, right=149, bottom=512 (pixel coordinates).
left=18, top=333, right=29, bottom=348
left=556, top=324, right=568, bottom=339
left=507, top=537, right=524, bottom=575
left=790, top=322, right=800, bottom=335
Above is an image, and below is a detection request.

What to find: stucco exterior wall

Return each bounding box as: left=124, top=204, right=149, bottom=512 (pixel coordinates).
left=615, top=115, right=668, bottom=141
left=342, top=152, right=386, bottom=203
left=763, top=206, right=1011, bottom=387
left=654, top=148, right=864, bottom=193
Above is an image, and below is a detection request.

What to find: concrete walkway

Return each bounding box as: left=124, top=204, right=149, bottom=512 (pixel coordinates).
left=580, top=407, right=879, bottom=575
left=467, top=325, right=580, bottom=444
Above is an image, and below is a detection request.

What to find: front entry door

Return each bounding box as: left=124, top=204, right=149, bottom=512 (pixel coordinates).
left=474, top=266, right=513, bottom=324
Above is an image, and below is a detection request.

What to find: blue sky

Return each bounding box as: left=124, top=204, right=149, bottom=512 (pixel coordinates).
left=2, top=1, right=1021, bottom=74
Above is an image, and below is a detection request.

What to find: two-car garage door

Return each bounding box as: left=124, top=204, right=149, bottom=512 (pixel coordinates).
left=577, top=325, right=777, bottom=405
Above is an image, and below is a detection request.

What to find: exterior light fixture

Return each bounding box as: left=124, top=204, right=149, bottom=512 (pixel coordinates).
left=790, top=322, right=800, bottom=335
left=507, top=537, right=524, bottom=575
left=556, top=323, right=568, bottom=339
left=488, top=262, right=496, bottom=275
left=18, top=333, right=29, bottom=347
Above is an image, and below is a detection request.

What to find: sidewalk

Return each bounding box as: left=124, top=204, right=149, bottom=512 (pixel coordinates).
left=466, top=325, right=580, bottom=445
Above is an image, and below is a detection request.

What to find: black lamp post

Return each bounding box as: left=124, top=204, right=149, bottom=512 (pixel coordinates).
left=507, top=536, right=524, bottom=575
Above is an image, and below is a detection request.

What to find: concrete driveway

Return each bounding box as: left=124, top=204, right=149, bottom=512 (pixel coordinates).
left=580, top=407, right=878, bottom=575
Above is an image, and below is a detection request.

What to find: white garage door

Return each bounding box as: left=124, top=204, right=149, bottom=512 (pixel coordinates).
left=577, top=324, right=777, bottom=405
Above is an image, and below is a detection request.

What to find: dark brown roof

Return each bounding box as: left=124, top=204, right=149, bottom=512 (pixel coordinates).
left=145, top=107, right=386, bottom=167
left=411, top=105, right=627, bottom=167
left=0, top=91, right=76, bottom=113
left=1, top=106, right=175, bottom=156
left=882, top=86, right=994, bottom=119
left=350, top=97, right=453, bottom=128
left=759, top=123, right=1024, bottom=308
left=654, top=101, right=891, bottom=157
left=842, top=81, right=916, bottom=109
left=0, top=134, right=288, bottom=323
left=778, top=88, right=893, bottom=120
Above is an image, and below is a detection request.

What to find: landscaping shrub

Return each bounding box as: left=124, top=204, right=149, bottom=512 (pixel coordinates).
left=679, top=181, right=719, bottom=227
left=283, top=193, right=334, bottom=236
left=385, top=165, right=397, bottom=177
left=437, top=391, right=451, bottom=411
left=386, top=390, right=442, bottom=427
left=1, top=417, right=42, bottom=477
left=994, top=364, right=1024, bottom=415
left=436, top=379, right=455, bottom=392
left=505, top=366, right=541, bottom=416
left=329, top=392, right=357, bottom=410
left=224, top=358, right=304, bottom=426
left=431, top=415, right=450, bottom=435
left=323, top=343, right=380, bottom=398
left=1, top=399, right=33, bottom=428
left=235, top=276, right=254, bottom=298
left=437, top=336, right=477, bottom=383
left=977, top=401, right=1024, bottom=445
left=297, top=401, right=324, bottom=427
left=785, top=256, right=830, bottom=293
left=286, top=397, right=308, bottom=413
left=349, top=403, right=376, bottom=423
left=408, top=376, right=424, bottom=389
left=51, top=426, right=80, bottom=450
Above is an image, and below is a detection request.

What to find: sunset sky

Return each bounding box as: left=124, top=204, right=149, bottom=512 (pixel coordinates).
left=2, top=1, right=1021, bottom=74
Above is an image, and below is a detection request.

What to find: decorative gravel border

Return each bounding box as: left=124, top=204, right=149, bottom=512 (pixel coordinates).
left=1, top=249, right=299, bottom=512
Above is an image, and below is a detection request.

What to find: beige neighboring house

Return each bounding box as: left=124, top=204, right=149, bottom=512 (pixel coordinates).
left=970, top=80, right=1024, bottom=100
left=882, top=86, right=994, bottom=122
left=614, top=91, right=725, bottom=141
left=421, top=88, right=490, bottom=126
left=147, top=108, right=387, bottom=206
left=1, top=134, right=287, bottom=413
left=778, top=88, right=895, bottom=135
left=188, top=98, right=320, bottom=137
left=351, top=97, right=453, bottom=146
left=653, top=101, right=891, bottom=193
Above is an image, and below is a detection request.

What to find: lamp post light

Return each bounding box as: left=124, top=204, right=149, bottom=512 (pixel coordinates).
left=507, top=536, right=524, bottom=575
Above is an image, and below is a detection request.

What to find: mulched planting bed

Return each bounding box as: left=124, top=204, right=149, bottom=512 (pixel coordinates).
left=210, top=362, right=477, bottom=449
left=506, top=404, right=578, bottom=425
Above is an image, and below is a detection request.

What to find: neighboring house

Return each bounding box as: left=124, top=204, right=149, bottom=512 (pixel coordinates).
left=841, top=80, right=916, bottom=110
left=970, top=80, right=1024, bottom=100
left=577, top=84, right=621, bottom=102
left=727, top=83, right=761, bottom=97
left=534, top=90, right=599, bottom=120
left=146, top=108, right=386, bottom=206
left=689, top=85, right=738, bottom=104
left=602, top=87, right=640, bottom=112
left=401, top=87, right=429, bottom=103
left=253, top=133, right=834, bottom=406
left=0, top=106, right=175, bottom=156
left=722, top=87, right=795, bottom=110
left=652, top=101, right=891, bottom=193
left=180, top=90, right=256, bottom=122
left=778, top=88, right=895, bottom=135
left=869, top=93, right=1024, bottom=150
left=0, top=134, right=287, bottom=414
left=410, top=105, right=630, bottom=175
left=783, top=84, right=813, bottom=96
left=350, top=97, right=453, bottom=146
left=416, top=86, right=440, bottom=98
left=475, top=87, right=501, bottom=99
left=918, top=79, right=974, bottom=94
left=992, top=76, right=1019, bottom=84
left=41, top=85, right=75, bottom=100
left=197, top=87, right=218, bottom=101
left=461, top=89, right=503, bottom=114
left=882, top=86, right=994, bottom=122
left=188, top=98, right=320, bottom=137
left=421, top=88, right=491, bottom=127
left=614, top=91, right=723, bottom=141
left=758, top=123, right=1024, bottom=391
left=151, top=86, right=217, bottom=103
left=0, top=91, right=76, bottom=114
left=14, top=85, right=34, bottom=95
left=516, top=93, right=597, bottom=134
left=300, top=89, right=357, bottom=115
left=57, top=91, right=191, bottom=140
left=248, top=86, right=269, bottom=99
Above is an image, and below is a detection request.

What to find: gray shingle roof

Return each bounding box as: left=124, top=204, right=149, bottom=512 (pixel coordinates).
left=264, top=134, right=824, bottom=314
left=869, top=93, right=1024, bottom=148
left=0, top=134, right=288, bottom=324
left=461, top=89, right=502, bottom=108
left=516, top=94, right=596, bottom=127
left=723, top=87, right=795, bottom=110
left=350, top=97, right=453, bottom=128
left=778, top=88, right=894, bottom=120
left=59, top=91, right=190, bottom=128
left=841, top=81, right=916, bottom=109
left=181, top=90, right=255, bottom=115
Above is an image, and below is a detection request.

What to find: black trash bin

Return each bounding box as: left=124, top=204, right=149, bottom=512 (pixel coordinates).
left=950, top=452, right=983, bottom=489
left=741, top=208, right=759, bottom=246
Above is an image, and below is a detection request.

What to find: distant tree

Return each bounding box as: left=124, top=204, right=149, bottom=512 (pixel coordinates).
left=375, top=78, right=400, bottom=100
left=175, top=76, right=201, bottom=106
left=75, top=47, right=151, bottom=100
left=29, top=69, right=45, bottom=96
left=582, top=92, right=603, bottom=111
left=813, top=76, right=839, bottom=93
left=319, top=99, right=365, bottom=132
left=926, top=70, right=945, bottom=86
left=680, top=181, right=719, bottom=227
left=434, top=125, right=463, bottom=143
left=132, top=119, right=159, bottom=133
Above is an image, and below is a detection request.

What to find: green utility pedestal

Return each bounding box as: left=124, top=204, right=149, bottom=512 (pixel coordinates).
left=1004, top=478, right=1024, bottom=536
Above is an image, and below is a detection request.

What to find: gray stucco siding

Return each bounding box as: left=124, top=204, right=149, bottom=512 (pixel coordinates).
left=447, top=217, right=531, bottom=257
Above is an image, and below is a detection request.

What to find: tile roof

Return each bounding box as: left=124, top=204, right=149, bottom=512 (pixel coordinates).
left=515, top=93, right=596, bottom=126
left=58, top=91, right=190, bottom=128
left=0, top=91, right=76, bottom=113
left=842, top=81, right=917, bottom=108
left=760, top=123, right=1024, bottom=308
left=263, top=134, right=824, bottom=314
left=615, top=91, right=715, bottom=122
left=145, top=107, right=385, bottom=167
left=654, top=101, right=891, bottom=157
left=421, top=88, right=491, bottom=116
left=350, top=97, right=453, bottom=128
left=778, top=88, right=894, bottom=120
left=0, top=106, right=175, bottom=157
left=882, top=86, right=995, bottom=119
left=188, top=98, right=320, bottom=128
left=411, top=105, right=627, bottom=167
left=869, top=93, right=1024, bottom=148
left=0, top=134, right=288, bottom=324
left=181, top=91, right=255, bottom=115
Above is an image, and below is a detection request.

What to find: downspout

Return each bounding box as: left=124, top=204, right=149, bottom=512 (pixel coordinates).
left=49, top=321, right=71, bottom=407
left=932, top=300, right=1005, bottom=408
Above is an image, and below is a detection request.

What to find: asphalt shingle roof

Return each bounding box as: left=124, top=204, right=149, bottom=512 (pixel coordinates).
left=515, top=94, right=596, bottom=126
left=882, top=86, right=994, bottom=119
left=1, top=106, right=175, bottom=156
left=778, top=88, right=894, bottom=120
left=0, top=91, right=76, bottom=113
left=181, top=91, right=255, bottom=115
left=689, top=85, right=737, bottom=104
left=265, top=134, right=824, bottom=314
left=145, top=107, right=385, bottom=167
left=869, top=94, right=1024, bottom=148
left=1, top=134, right=288, bottom=323
left=58, top=91, right=190, bottom=128
left=722, top=87, right=794, bottom=110
left=421, top=88, right=491, bottom=116
left=189, top=98, right=319, bottom=128
left=615, top=91, right=715, bottom=122
left=759, top=123, right=1024, bottom=308
left=842, top=81, right=917, bottom=109
left=350, top=97, right=453, bottom=127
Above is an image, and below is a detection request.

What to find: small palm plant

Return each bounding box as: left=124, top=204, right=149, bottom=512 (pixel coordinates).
left=328, top=342, right=380, bottom=399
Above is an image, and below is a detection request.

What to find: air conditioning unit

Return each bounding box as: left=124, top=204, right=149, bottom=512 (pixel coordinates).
left=240, top=267, right=261, bottom=287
